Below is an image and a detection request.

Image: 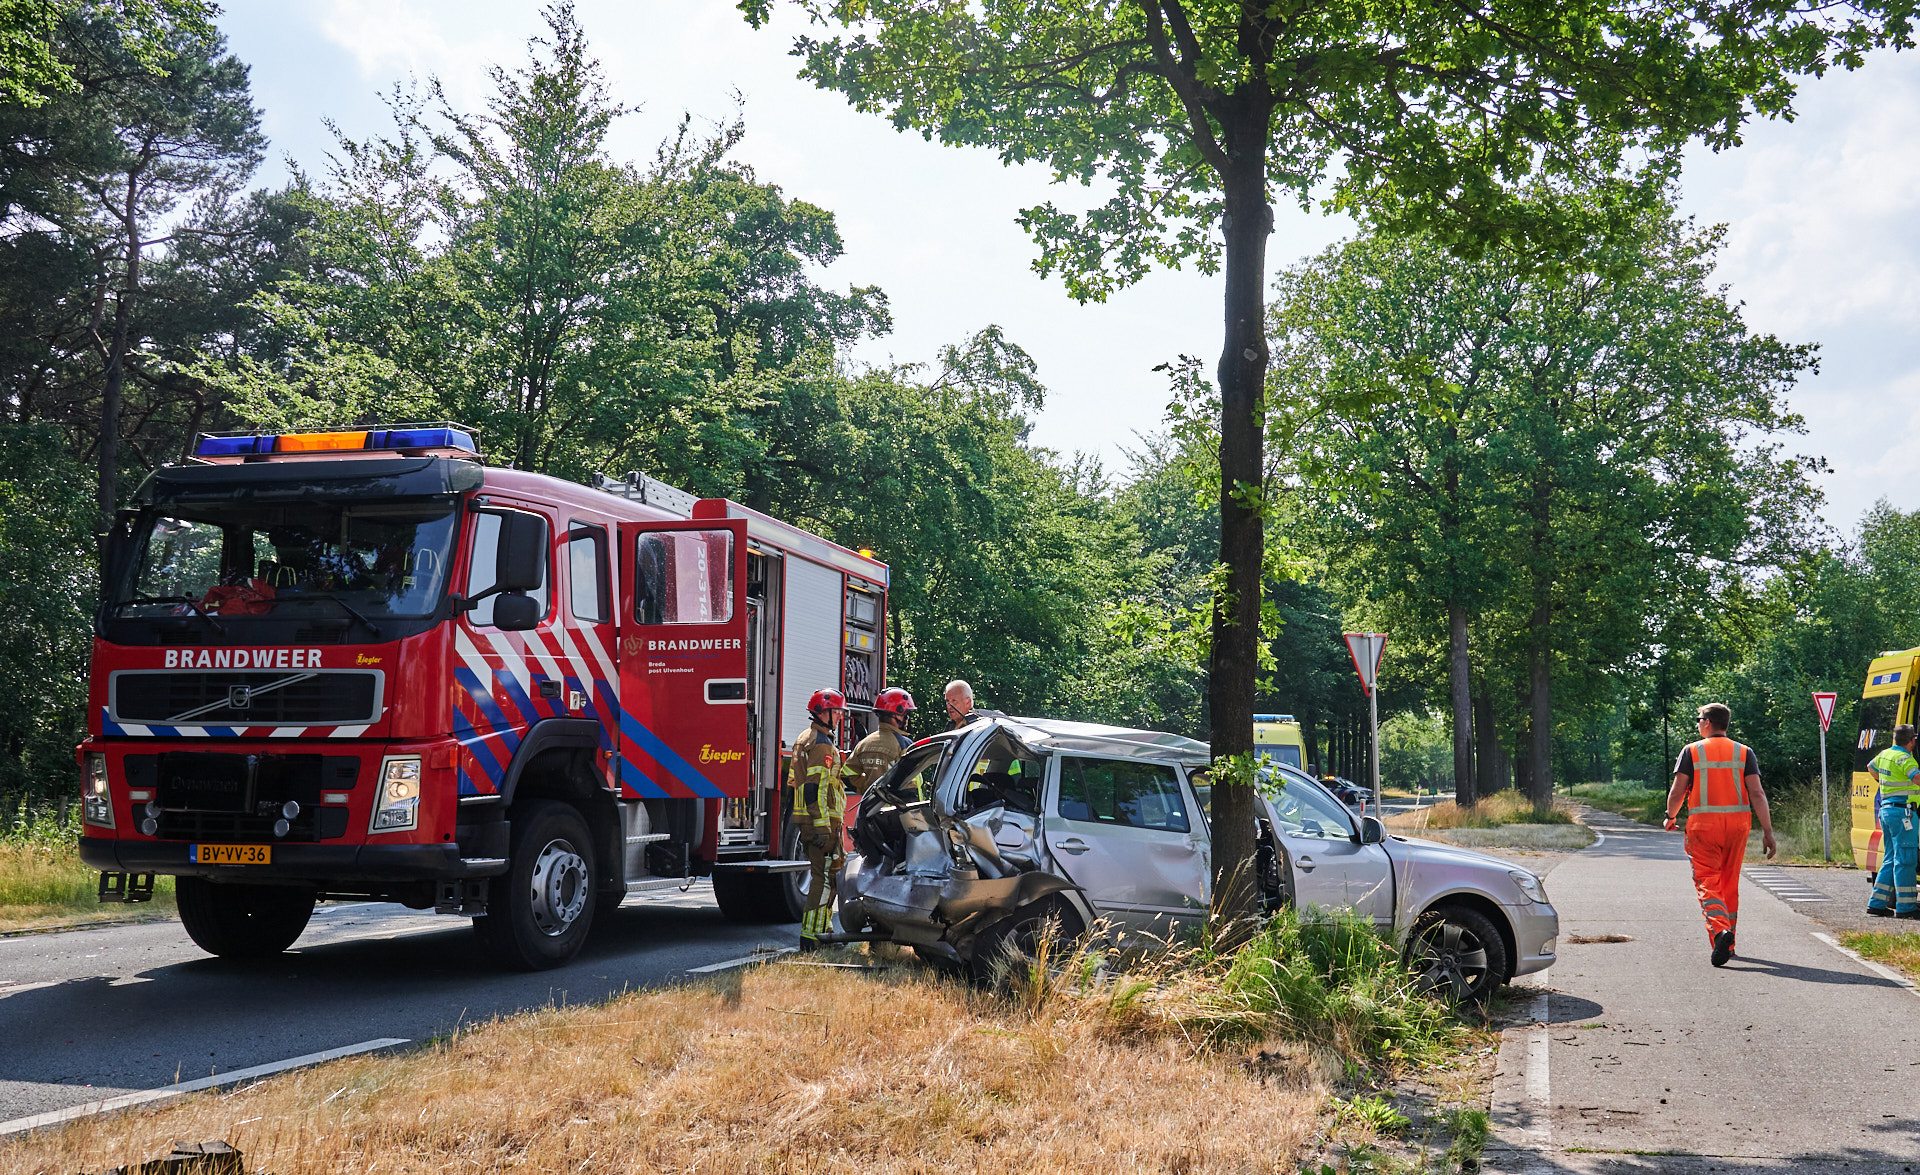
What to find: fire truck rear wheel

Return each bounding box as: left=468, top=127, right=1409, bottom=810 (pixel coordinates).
left=474, top=800, right=597, bottom=971
left=175, top=878, right=315, bottom=959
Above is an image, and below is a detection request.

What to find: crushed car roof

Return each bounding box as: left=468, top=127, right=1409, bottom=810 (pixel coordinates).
left=983, top=716, right=1211, bottom=766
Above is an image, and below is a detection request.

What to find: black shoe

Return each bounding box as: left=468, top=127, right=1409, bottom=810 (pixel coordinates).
left=1869, top=906, right=1895, bottom=917
left=1897, top=911, right=1920, bottom=921
left=1711, top=929, right=1734, bottom=967
left=795, top=937, right=820, bottom=953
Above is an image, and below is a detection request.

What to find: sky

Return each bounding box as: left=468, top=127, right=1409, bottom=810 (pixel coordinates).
left=217, top=1, right=1920, bottom=535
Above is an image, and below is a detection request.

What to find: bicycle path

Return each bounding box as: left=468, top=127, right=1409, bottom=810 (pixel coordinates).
left=1486, top=808, right=1920, bottom=1173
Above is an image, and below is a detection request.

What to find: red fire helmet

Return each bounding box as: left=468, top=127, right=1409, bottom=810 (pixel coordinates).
left=807, top=688, right=847, bottom=716
left=874, top=687, right=917, bottom=717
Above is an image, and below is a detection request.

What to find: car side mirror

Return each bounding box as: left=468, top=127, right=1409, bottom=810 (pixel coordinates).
left=495, top=512, right=547, bottom=593
left=492, top=592, right=540, bottom=631
left=1356, top=815, right=1386, bottom=845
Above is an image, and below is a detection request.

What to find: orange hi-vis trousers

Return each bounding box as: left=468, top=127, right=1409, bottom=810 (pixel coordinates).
left=1686, top=811, right=1751, bottom=945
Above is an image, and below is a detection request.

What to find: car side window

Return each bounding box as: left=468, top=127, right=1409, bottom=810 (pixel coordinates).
left=1057, top=757, right=1190, bottom=833
left=1267, top=772, right=1356, bottom=841
left=465, top=509, right=550, bottom=628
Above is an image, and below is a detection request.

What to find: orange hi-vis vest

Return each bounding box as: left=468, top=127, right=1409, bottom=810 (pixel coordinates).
left=1687, top=736, right=1753, bottom=816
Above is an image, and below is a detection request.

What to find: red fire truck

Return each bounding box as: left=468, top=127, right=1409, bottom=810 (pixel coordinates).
left=77, top=425, right=889, bottom=969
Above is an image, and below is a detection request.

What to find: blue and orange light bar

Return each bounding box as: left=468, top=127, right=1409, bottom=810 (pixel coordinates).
left=193, top=425, right=478, bottom=463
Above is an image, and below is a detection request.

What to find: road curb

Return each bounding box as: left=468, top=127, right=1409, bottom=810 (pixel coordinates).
left=0, top=914, right=177, bottom=940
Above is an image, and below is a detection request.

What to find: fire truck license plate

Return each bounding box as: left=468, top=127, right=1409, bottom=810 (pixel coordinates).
left=190, top=844, right=270, bottom=865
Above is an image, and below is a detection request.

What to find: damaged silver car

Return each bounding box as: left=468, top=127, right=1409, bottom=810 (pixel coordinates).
left=834, top=715, right=1558, bottom=1004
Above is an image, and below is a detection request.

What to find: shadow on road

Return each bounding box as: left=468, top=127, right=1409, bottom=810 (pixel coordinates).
left=1718, top=953, right=1904, bottom=989
left=0, top=901, right=791, bottom=1092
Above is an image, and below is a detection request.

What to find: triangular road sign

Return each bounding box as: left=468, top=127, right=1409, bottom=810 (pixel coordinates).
left=1813, top=691, right=1838, bottom=733
left=1344, top=632, right=1387, bottom=695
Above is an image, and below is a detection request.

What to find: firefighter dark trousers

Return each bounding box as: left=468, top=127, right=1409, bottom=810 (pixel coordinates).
left=1870, top=803, right=1919, bottom=915
left=1686, top=812, right=1750, bottom=946
left=799, top=826, right=844, bottom=941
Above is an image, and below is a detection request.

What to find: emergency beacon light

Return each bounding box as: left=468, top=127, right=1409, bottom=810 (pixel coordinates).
left=193, top=425, right=479, bottom=463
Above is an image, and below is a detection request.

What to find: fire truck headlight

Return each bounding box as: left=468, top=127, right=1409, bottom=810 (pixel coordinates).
left=370, top=756, right=423, bottom=833
left=82, top=753, right=113, bottom=829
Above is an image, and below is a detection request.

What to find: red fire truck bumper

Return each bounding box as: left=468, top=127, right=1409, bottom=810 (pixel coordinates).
left=79, top=837, right=508, bottom=883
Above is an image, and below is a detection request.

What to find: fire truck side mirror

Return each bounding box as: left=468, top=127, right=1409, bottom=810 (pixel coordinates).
left=496, top=512, right=547, bottom=593
left=492, top=592, right=540, bottom=631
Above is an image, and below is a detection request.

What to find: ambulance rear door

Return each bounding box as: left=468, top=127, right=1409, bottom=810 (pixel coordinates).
left=615, top=519, right=752, bottom=802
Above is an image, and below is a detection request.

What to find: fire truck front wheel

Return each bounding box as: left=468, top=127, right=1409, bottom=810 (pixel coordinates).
left=475, top=800, right=597, bottom=971
left=176, top=878, right=316, bottom=959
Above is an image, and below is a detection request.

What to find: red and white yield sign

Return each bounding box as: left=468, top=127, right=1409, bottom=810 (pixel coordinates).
left=1344, top=632, right=1388, bottom=696
left=1813, top=691, right=1838, bottom=733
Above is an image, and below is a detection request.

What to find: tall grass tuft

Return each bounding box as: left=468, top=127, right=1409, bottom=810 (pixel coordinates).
left=1397, top=790, right=1575, bottom=829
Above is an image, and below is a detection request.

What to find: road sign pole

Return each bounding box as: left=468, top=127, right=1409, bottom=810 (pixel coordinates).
left=1813, top=691, right=1838, bottom=864
left=1821, top=725, right=1831, bottom=863
left=1368, top=682, right=1381, bottom=823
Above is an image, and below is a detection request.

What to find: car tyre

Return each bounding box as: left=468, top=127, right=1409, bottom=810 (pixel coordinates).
left=176, top=878, right=315, bottom=959
left=967, top=893, right=1087, bottom=989
left=1407, top=903, right=1509, bottom=1006
left=475, top=799, right=597, bottom=971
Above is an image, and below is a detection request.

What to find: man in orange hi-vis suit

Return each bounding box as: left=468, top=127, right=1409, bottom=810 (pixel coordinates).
left=1664, top=703, right=1778, bottom=967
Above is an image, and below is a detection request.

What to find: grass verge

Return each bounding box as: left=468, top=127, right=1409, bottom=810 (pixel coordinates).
left=1387, top=790, right=1575, bottom=831
left=0, top=913, right=1485, bottom=1174
left=1840, top=930, right=1920, bottom=978
left=0, top=806, right=175, bottom=933
left=1566, top=781, right=1666, bottom=824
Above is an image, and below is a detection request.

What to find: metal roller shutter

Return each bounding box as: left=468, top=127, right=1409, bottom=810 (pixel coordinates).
left=780, top=556, right=844, bottom=747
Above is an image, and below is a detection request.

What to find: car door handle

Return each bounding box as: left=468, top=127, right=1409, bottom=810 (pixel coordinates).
left=1057, top=838, right=1090, bottom=854
left=1297, top=855, right=1315, bottom=872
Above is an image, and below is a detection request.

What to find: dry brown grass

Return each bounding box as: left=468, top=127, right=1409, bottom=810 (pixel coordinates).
left=1386, top=791, right=1577, bottom=831
left=0, top=959, right=1328, bottom=1175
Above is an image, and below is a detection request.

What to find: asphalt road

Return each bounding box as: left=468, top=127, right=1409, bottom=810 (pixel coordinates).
left=1487, top=809, right=1920, bottom=1173
left=0, top=883, right=798, bottom=1123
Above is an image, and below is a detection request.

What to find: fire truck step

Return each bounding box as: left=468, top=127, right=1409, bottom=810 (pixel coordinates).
left=709, top=859, right=810, bottom=875
left=96, top=872, right=156, bottom=904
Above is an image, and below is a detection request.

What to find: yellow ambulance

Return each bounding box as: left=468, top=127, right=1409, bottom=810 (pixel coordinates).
left=1854, top=647, right=1920, bottom=870
left=1254, top=714, right=1309, bottom=772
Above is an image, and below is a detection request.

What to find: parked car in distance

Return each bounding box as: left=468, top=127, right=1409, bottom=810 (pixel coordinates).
left=838, top=716, right=1558, bottom=1004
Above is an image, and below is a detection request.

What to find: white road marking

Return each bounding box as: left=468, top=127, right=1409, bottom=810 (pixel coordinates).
left=686, top=947, right=796, bottom=974
left=0, top=1037, right=409, bottom=1138
left=1746, top=868, right=1833, bottom=902
left=1812, top=932, right=1920, bottom=999
left=1521, top=979, right=1552, bottom=1149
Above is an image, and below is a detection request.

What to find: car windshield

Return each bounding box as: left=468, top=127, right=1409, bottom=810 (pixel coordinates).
left=113, top=499, right=458, bottom=621
left=1259, top=765, right=1357, bottom=841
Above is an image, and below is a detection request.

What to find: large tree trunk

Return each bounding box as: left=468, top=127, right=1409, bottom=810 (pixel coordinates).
left=1524, top=457, right=1554, bottom=813
left=98, top=168, right=142, bottom=549
left=1473, top=689, right=1497, bottom=795
left=1449, top=604, right=1475, bottom=807
left=1205, top=122, right=1271, bottom=932
left=1302, top=714, right=1321, bottom=777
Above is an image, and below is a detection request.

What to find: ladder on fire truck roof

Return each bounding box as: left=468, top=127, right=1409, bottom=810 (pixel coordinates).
left=593, top=471, right=697, bottom=519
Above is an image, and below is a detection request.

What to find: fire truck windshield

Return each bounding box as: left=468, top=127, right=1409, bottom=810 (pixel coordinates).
left=110, top=499, right=459, bottom=626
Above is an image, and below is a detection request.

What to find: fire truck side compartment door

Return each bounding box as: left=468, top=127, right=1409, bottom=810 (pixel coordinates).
left=615, top=519, right=751, bottom=799
left=779, top=555, right=845, bottom=749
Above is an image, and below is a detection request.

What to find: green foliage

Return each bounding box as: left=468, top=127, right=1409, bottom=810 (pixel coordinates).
left=0, top=0, right=213, bottom=108
left=1188, top=912, right=1463, bottom=1069
left=1567, top=781, right=1667, bottom=824
left=0, top=424, right=94, bottom=801
left=1336, top=1094, right=1411, bottom=1136
left=1274, top=201, right=1820, bottom=799
left=742, top=0, right=1914, bottom=285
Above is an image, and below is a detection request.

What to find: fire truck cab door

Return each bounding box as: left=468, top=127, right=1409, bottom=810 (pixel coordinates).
left=615, top=519, right=752, bottom=799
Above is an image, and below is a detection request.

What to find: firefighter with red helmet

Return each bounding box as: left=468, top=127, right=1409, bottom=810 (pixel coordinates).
left=851, top=687, right=918, bottom=798
left=790, top=687, right=854, bottom=948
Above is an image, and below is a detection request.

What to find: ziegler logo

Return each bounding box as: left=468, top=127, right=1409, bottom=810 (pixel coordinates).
left=699, top=745, right=745, bottom=764
left=355, top=653, right=382, bottom=666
